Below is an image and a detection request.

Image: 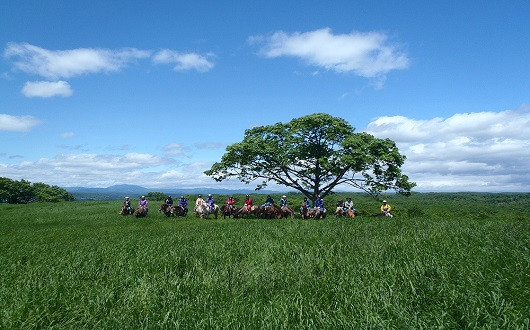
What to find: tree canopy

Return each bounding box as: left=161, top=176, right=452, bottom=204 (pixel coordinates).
left=0, top=177, right=75, bottom=203
left=205, top=113, right=415, bottom=202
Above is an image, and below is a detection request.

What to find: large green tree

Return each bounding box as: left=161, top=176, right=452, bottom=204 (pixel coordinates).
left=0, top=177, right=75, bottom=203
left=205, top=113, right=415, bottom=202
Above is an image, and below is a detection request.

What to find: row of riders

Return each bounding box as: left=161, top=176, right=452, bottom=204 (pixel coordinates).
left=121, top=194, right=394, bottom=219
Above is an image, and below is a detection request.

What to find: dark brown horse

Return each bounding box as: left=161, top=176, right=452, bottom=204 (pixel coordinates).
left=159, top=203, right=173, bottom=217
left=220, top=204, right=235, bottom=219
left=120, top=202, right=134, bottom=215
left=134, top=206, right=147, bottom=218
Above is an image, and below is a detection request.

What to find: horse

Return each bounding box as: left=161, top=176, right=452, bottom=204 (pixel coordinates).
left=172, top=205, right=187, bottom=217
left=315, top=208, right=327, bottom=219
left=120, top=202, right=134, bottom=215
left=344, top=209, right=356, bottom=218
left=159, top=203, right=173, bottom=217
left=281, top=206, right=295, bottom=219
left=195, top=204, right=209, bottom=218
left=221, top=204, right=235, bottom=219
left=237, top=205, right=257, bottom=218
left=195, top=204, right=219, bottom=219
left=300, top=203, right=309, bottom=219
left=335, top=206, right=344, bottom=217
left=261, top=204, right=282, bottom=219
left=134, top=206, right=147, bottom=218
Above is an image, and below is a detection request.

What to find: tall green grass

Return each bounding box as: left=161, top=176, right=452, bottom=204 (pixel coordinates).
left=1, top=194, right=529, bottom=329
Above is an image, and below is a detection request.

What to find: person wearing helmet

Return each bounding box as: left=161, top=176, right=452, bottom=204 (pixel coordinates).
left=178, top=196, right=188, bottom=213
left=302, top=197, right=310, bottom=208
left=262, top=195, right=274, bottom=207
left=196, top=194, right=205, bottom=206
left=165, top=195, right=173, bottom=206
left=381, top=200, right=393, bottom=218
left=244, top=194, right=253, bottom=211
left=123, top=196, right=132, bottom=214
left=206, top=194, right=215, bottom=212
left=225, top=195, right=235, bottom=214
left=138, top=195, right=149, bottom=214
left=314, top=195, right=324, bottom=211
left=279, top=195, right=289, bottom=207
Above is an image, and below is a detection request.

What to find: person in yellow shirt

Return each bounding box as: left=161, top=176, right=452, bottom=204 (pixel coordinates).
left=380, top=200, right=393, bottom=218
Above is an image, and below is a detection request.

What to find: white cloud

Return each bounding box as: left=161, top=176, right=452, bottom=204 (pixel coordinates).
left=0, top=152, right=222, bottom=189
left=0, top=114, right=41, bottom=131
left=194, top=142, right=226, bottom=149
left=164, top=143, right=193, bottom=156
left=364, top=106, right=530, bottom=192
left=251, top=27, right=409, bottom=78
left=5, top=42, right=151, bottom=79
left=22, top=80, right=73, bottom=98
left=153, top=49, right=215, bottom=72
left=61, top=132, right=75, bottom=139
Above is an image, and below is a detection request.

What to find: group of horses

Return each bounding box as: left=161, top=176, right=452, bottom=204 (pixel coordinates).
left=119, top=203, right=148, bottom=218
left=121, top=200, right=358, bottom=219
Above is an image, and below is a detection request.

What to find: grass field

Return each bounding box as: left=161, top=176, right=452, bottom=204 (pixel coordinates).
left=1, top=193, right=529, bottom=329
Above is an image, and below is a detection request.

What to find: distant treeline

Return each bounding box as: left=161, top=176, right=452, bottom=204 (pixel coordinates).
left=0, top=177, right=75, bottom=204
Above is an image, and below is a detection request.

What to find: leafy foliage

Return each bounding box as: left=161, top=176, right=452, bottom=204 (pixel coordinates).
left=0, top=177, right=75, bottom=203
left=205, top=113, right=415, bottom=202
left=145, top=192, right=168, bottom=201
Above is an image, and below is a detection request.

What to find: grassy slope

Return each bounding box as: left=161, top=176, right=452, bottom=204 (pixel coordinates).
left=0, top=194, right=529, bottom=329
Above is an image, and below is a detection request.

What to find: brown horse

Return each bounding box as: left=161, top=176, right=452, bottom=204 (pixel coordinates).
left=281, top=206, right=295, bottom=219
left=134, top=206, right=147, bottom=218
left=159, top=203, right=173, bottom=217
left=335, top=206, right=344, bottom=217
left=344, top=209, right=356, bottom=218
left=120, top=202, right=134, bottom=215
left=172, top=205, right=187, bottom=217
left=300, top=202, right=310, bottom=219
left=261, top=205, right=282, bottom=219
left=221, top=204, right=235, bottom=219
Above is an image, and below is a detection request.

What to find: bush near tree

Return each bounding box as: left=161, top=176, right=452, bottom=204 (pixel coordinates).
left=0, top=177, right=75, bottom=203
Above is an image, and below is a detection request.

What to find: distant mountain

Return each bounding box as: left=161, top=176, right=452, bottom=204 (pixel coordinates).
left=63, top=185, right=280, bottom=200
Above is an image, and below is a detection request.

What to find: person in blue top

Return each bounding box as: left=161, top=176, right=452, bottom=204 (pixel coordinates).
left=314, top=195, right=324, bottom=211
left=205, top=194, right=215, bottom=212
left=262, top=195, right=274, bottom=207
left=279, top=195, right=288, bottom=207
left=300, top=197, right=311, bottom=211
left=178, top=196, right=188, bottom=212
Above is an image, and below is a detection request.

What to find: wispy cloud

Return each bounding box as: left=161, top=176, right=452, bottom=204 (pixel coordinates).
left=22, top=80, right=73, bottom=98
left=0, top=153, right=216, bottom=189
left=250, top=28, right=409, bottom=78
left=0, top=114, right=41, bottom=131
left=152, top=49, right=215, bottom=72
left=194, top=142, right=226, bottom=149
left=365, top=106, right=530, bottom=192
left=61, top=132, right=76, bottom=139
left=5, top=42, right=151, bottom=79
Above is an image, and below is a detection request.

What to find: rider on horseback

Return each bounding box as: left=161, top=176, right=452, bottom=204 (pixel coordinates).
left=279, top=195, right=289, bottom=207
left=178, top=196, right=188, bottom=213
left=165, top=195, right=173, bottom=206
left=206, top=194, right=215, bottom=212
left=124, top=197, right=132, bottom=213
left=138, top=196, right=149, bottom=214
left=262, top=195, right=274, bottom=207
left=244, top=194, right=253, bottom=211
left=225, top=196, right=235, bottom=214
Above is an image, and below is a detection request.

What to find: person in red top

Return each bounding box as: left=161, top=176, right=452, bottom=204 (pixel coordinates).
left=244, top=194, right=253, bottom=211
left=225, top=196, right=235, bottom=214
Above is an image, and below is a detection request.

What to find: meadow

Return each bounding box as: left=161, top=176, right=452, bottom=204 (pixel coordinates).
left=1, top=193, right=529, bottom=329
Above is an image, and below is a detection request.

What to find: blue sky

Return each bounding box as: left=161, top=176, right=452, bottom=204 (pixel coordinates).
left=1, top=1, right=529, bottom=192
